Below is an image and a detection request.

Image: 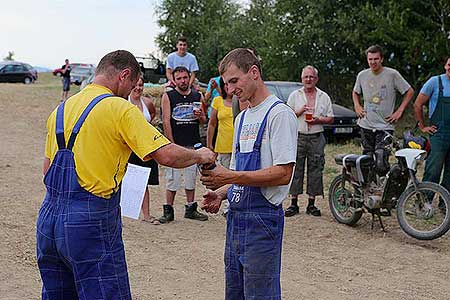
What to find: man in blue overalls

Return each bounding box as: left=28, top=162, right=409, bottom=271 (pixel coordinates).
left=36, top=50, right=215, bottom=300
left=200, top=48, right=298, bottom=299
left=414, top=56, right=450, bottom=196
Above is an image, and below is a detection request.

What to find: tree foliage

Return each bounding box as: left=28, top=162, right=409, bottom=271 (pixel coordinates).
left=155, top=0, right=450, bottom=105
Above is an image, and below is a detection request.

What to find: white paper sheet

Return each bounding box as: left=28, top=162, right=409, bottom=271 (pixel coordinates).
left=120, top=163, right=151, bottom=220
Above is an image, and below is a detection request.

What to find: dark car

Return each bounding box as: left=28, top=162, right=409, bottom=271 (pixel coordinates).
left=136, top=55, right=166, bottom=84
left=0, top=61, right=38, bottom=84
left=264, top=81, right=358, bottom=138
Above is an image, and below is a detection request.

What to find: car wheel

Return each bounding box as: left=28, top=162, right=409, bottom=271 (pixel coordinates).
left=24, top=77, right=32, bottom=84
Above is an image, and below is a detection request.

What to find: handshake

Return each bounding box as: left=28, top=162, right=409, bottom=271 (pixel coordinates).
left=194, top=144, right=231, bottom=214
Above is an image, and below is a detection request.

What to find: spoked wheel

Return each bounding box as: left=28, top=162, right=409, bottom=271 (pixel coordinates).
left=397, top=182, right=450, bottom=240
left=328, top=175, right=363, bottom=226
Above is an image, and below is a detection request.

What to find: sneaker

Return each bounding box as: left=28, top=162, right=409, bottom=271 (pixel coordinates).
left=185, top=202, right=208, bottom=221
left=285, top=205, right=299, bottom=217
left=306, top=205, right=321, bottom=217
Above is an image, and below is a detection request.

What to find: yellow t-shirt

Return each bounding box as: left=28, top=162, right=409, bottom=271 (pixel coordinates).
left=211, top=96, right=234, bottom=153
left=45, top=84, right=170, bottom=198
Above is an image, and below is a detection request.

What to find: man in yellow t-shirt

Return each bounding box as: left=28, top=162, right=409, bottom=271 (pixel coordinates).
left=37, top=50, right=215, bottom=300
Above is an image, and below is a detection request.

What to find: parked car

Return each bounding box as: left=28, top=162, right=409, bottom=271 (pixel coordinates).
left=135, top=55, right=166, bottom=84
left=0, top=61, right=38, bottom=84
left=264, top=81, right=359, bottom=138
left=53, top=63, right=95, bottom=78
left=70, top=65, right=95, bottom=86
left=80, top=72, right=95, bottom=90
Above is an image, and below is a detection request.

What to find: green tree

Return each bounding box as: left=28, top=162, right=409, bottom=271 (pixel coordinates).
left=155, top=0, right=449, bottom=105
left=155, top=0, right=241, bottom=80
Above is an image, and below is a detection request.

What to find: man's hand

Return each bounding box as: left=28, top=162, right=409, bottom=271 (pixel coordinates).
left=420, top=125, right=438, bottom=134
left=196, top=147, right=216, bottom=166
left=386, top=109, right=403, bottom=123
left=193, top=108, right=205, bottom=119
left=354, top=103, right=366, bottom=118
left=200, top=191, right=222, bottom=214
left=200, top=164, right=232, bottom=190
left=305, top=117, right=320, bottom=125
left=295, top=105, right=307, bottom=117
left=210, top=79, right=218, bottom=89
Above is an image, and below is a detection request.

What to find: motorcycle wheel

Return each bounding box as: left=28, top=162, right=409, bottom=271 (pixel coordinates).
left=397, top=182, right=450, bottom=240
left=328, top=175, right=363, bottom=226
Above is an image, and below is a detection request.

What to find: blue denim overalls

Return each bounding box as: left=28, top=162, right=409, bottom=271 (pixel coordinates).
left=423, top=75, right=450, bottom=192
left=36, top=94, right=132, bottom=300
left=225, top=101, right=284, bottom=300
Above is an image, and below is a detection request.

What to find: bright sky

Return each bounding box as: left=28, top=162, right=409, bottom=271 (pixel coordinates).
left=1, top=0, right=162, bottom=69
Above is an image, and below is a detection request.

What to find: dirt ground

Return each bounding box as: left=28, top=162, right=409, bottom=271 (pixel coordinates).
left=1, top=74, right=450, bottom=300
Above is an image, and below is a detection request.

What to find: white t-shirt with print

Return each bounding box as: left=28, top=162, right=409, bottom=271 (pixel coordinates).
left=230, top=95, right=298, bottom=206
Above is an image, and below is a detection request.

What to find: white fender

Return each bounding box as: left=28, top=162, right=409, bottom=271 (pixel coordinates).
left=395, top=148, right=426, bottom=171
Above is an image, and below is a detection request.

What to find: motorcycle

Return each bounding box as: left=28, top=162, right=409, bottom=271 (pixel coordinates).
left=328, top=132, right=450, bottom=240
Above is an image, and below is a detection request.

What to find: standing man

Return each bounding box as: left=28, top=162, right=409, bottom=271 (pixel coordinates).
left=166, top=36, right=199, bottom=88
left=200, top=48, right=298, bottom=300
left=413, top=56, right=450, bottom=196
left=159, top=66, right=209, bottom=223
left=353, top=45, right=414, bottom=175
left=61, top=58, right=72, bottom=102
left=284, top=65, right=334, bottom=218
left=36, top=50, right=215, bottom=300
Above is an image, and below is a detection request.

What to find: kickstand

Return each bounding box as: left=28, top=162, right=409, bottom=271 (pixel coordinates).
left=370, top=210, right=386, bottom=232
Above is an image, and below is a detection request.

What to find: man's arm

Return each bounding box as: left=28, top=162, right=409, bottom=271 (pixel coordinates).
left=195, top=94, right=207, bottom=124
left=386, top=87, right=414, bottom=123
left=161, top=93, right=174, bottom=142
left=150, top=143, right=215, bottom=168
left=413, top=93, right=437, bottom=134
left=43, top=157, right=50, bottom=175
left=207, top=108, right=218, bottom=150
left=165, top=68, right=172, bottom=84
left=189, top=72, right=196, bottom=87
left=307, top=116, right=333, bottom=125
left=352, top=91, right=365, bottom=118
left=200, top=163, right=294, bottom=190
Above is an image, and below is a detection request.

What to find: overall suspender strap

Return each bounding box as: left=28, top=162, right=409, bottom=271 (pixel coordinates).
left=253, top=101, right=283, bottom=151
left=438, top=75, right=443, bottom=98
left=55, top=101, right=67, bottom=150
left=235, top=109, right=248, bottom=153
left=67, top=93, right=113, bottom=150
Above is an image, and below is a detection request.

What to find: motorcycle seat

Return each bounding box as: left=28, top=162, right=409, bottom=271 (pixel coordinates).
left=335, top=154, right=374, bottom=168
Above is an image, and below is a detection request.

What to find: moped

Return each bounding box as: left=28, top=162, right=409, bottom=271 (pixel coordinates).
left=328, top=132, right=450, bottom=240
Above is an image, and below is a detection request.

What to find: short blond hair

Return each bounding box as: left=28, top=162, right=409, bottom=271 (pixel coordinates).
left=219, top=48, right=261, bottom=75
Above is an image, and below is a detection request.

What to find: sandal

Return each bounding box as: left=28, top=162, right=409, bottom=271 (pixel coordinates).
left=142, top=216, right=161, bottom=225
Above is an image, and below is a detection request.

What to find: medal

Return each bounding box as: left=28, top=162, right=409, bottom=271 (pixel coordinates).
left=372, top=96, right=380, bottom=104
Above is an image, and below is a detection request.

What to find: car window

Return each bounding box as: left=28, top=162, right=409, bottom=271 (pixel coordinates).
left=73, top=67, right=93, bottom=75
left=266, top=84, right=279, bottom=98
left=278, top=84, right=301, bottom=101
left=14, top=65, right=25, bottom=72
left=3, top=65, right=15, bottom=72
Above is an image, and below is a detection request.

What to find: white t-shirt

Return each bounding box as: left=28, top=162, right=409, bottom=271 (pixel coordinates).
left=230, top=95, right=298, bottom=206
left=287, top=87, right=334, bottom=134
left=166, top=52, right=199, bottom=73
